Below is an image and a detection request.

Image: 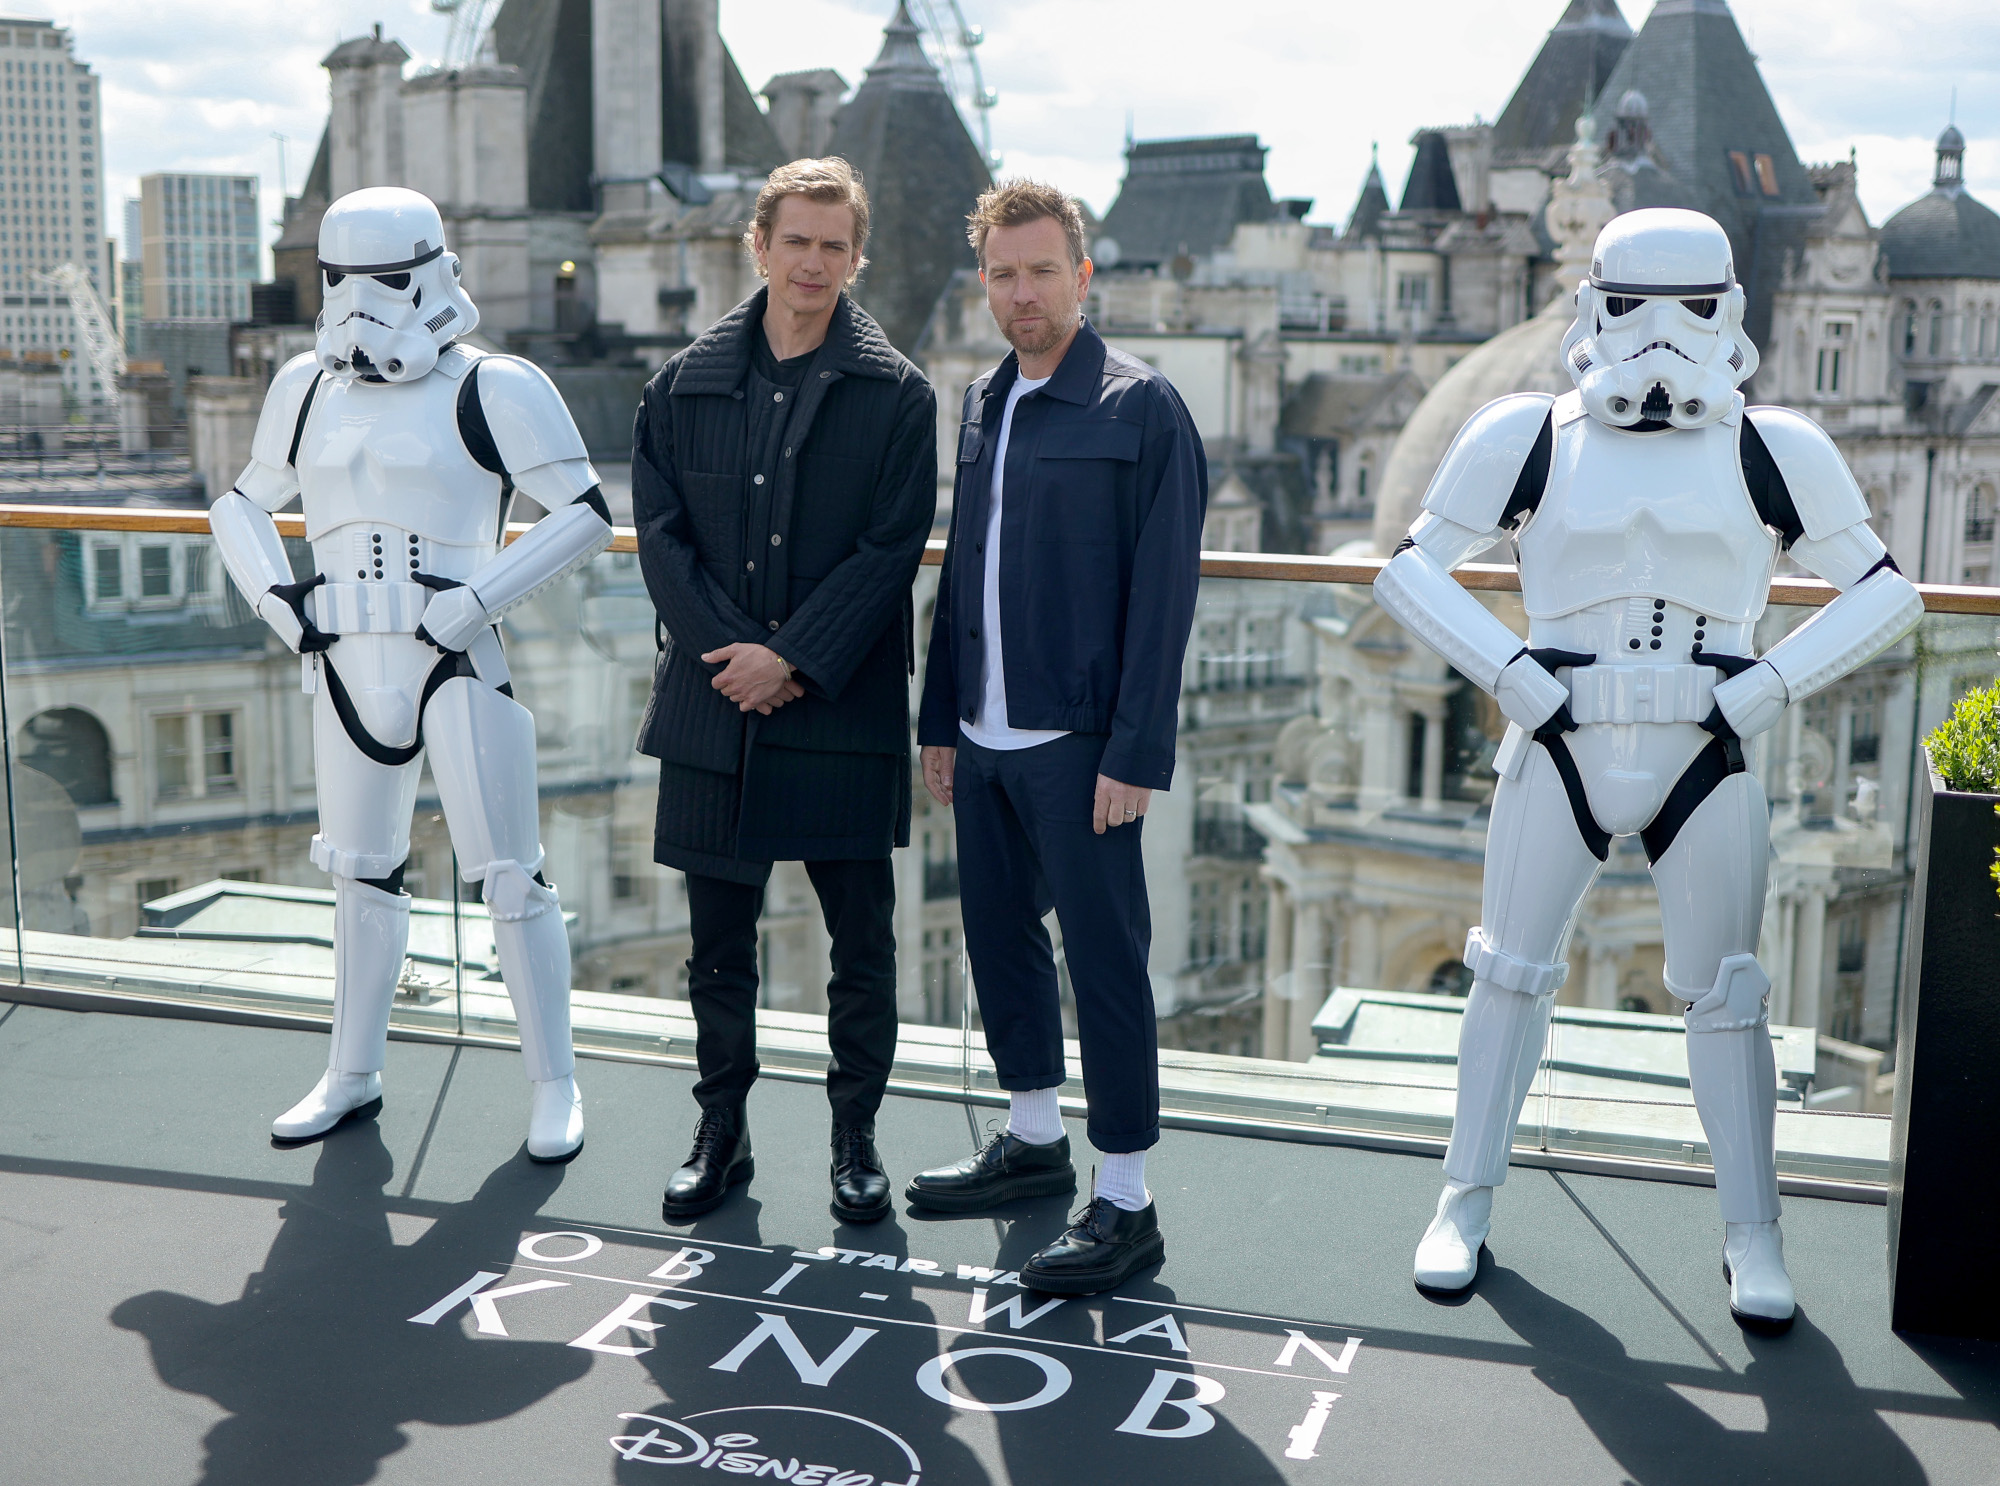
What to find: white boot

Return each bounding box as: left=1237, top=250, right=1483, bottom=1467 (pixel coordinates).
left=275, top=877, right=409, bottom=1141
left=528, top=1075, right=585, bottom=1162
left=273, top=1069, right=383, bottom=1141
left=1724, top=1219, right=1795, bottom=1329
left=1414, top=1179, right=1493, bottom=1292
left=485, top=864, right=582, bottom=1159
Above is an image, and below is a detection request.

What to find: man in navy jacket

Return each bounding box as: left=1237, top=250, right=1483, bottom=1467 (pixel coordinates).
left=908, top=180, right=1206, bottom=1295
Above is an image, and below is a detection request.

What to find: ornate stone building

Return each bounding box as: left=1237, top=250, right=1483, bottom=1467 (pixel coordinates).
left=1252, top=8, right=2000, bottom=1085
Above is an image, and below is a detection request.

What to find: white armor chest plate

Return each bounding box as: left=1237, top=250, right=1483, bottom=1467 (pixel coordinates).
left=297, top=356, right=503, bottom=554
left=1516, top=397, right=1775, bottom=624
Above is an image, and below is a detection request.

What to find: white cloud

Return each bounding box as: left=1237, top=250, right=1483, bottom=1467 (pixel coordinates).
left=58, top=0, right=2000, bottom=274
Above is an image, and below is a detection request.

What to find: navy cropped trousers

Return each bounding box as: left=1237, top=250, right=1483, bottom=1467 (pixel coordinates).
left=953, top=732, right=1159, bottom=1153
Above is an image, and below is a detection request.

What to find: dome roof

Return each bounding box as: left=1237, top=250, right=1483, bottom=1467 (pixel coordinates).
left=1881, top=121, right=2000, bottom=280
left=1881, top=189, right=2000, bottom=281
left=1369, top=298, right=1574, bottom=553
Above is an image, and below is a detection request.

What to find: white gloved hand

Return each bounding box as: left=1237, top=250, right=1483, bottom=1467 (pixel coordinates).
left=255, top=591, right=307, bottom=653
left=1493, top=652, right=1571, bottom=732
left=1712, top=660, right=1789, bottom=739
left=417, top=584, right=491, bottom=653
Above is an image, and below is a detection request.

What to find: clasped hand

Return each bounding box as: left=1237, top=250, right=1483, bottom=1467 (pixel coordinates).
left=703, top=642, right=805, bottom=714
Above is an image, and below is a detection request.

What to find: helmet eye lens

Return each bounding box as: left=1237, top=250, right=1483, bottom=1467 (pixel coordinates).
left=323, top=269, right=344, bottom=289
left=1604, top=295, right=1644, bottom=317
left=1682, top=297, right=1717, bottom=319
left=374, top=272, right=411, bottom=291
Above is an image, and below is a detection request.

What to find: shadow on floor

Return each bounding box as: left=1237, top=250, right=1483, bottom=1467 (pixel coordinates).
left=1482, top=1263, right=1929, bottom=1486
left=111, top=1118, right=591, bottom=1486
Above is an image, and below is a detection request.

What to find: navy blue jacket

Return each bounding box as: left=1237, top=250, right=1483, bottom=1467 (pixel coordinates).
left=917, top=320, right=1206, bottom=789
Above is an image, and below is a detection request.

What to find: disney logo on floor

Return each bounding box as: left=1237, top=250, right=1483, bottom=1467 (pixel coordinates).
left=611, top=1404, right=921, bottom=1484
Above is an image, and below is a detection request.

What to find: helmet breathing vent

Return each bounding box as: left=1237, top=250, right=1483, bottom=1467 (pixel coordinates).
left=1640, top=384, right=1673, bottom=422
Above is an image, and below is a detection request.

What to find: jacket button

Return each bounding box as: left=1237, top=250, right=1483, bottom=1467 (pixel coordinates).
left=975, top=541, right=984, bottom=553
left=746, top=561, right=755, bottom=572
left=771, top=533, right=782, bottom=546
left=784, top=447, right=792, bottom=457
left=964, top=709, right=974, bottom=721
left=820, top=370, right=831, bottom=379
left=768, top=620, right=780, bottom=632
left=773, top=391, right=785, bottom=403
left=969, top=626, right=979, bottom=639
left=753, top=473, right=765, bottom=485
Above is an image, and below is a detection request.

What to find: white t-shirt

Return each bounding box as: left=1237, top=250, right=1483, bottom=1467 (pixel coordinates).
left=960, top=373, right=1070, bottom=751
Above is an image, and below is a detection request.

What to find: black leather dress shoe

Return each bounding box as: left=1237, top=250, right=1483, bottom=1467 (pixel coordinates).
left=663, top=1106, right=752, bottom=1220
left=1020, top=1196, right=1165, bottom=1295
left=830, top=1125, right=892, bottom=1223
left=904, top=1130, right=1075, bottom=1213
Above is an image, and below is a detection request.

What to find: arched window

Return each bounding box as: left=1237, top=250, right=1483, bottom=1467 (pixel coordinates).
left=1929, top=300, right=1945, bottom=357
left=16, top=707, right=113, bottom=806
left=1903, top=300, right=1919, bottom=356
left=1427, top=959, right=1472, bottom=997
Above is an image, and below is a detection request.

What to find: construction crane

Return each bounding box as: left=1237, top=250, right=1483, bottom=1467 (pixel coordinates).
left=430, top=0, right=502, bottom=70
left=35, top=262, right=124, bottom=404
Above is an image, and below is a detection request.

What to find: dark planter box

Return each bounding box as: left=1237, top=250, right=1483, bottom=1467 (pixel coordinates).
left=1888, top=759, right=2000, bottom=1336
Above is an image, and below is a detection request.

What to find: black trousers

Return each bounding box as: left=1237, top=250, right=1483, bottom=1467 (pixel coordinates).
left=953, top=732, right=1159, bottom=1153
left=684, top=858, right=898, bottom=1129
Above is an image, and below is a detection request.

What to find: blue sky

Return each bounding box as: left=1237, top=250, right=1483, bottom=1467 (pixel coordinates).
left=43, top=0, right=2000, bottom=265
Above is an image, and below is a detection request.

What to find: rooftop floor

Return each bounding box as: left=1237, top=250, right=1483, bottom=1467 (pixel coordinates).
left=2, top=999, right=1996, bottom=1485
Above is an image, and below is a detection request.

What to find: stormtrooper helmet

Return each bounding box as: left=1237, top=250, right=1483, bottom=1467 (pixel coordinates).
left=315, top=187, right=479, bottom=383
left=1559, top=208, right=1759, bottom=430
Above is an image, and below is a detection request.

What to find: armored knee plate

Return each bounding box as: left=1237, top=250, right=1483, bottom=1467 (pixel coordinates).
left=1679, top=952, right=1770, bottom=1031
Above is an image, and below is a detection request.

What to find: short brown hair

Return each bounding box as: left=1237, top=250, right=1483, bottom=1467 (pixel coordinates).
left=967, top=178, right=1089, bottom=270
left=745, top=157, right=871, bottom=283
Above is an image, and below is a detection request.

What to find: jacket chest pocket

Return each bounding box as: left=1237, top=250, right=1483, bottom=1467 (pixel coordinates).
left=957, top=419, right=985, bottom=466
left=1031, top=419, right=1142, bottom=545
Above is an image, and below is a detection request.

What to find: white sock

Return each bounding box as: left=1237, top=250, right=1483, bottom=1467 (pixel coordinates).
left=1006, top=1087, right=1063, bottom=1145
left=1095, top=1151, right=1149, bottom=1211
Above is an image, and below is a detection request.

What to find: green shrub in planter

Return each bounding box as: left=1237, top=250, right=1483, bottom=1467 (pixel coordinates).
left=1924, top=680, right=2000, bottom=902
left=1925, top=680, right=2000, bottom=792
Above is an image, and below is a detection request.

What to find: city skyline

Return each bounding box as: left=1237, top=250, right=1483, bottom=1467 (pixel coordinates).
left=46, top=0, right=2000, bottom=279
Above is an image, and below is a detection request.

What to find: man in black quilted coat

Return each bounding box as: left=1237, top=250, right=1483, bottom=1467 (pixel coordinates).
left=631, top=158, right=936, bottom=1225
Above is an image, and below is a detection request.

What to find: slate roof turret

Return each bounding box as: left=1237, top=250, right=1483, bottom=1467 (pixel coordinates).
left=1344, top=147, right=1391, bottom=240
left=1399, top=131, right=1461, bottom=213
left=1490, top=0, right=1633, bottom=172
left=826, top=2, right=992, bottom=353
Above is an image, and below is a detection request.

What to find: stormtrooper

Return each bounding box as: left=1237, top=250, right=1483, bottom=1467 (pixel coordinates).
left=1374, top=208, right=1922, bottom=1329
left=210, top=187, right=614, bottom=1159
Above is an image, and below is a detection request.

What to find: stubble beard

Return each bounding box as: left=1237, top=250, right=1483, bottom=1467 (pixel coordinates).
left=1003, top=304, right=1077, bottom=360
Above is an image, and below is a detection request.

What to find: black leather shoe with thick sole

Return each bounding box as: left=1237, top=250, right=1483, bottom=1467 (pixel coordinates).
left=831, top=1125, right=892, bottom=1223
left=662, top=1106, right=753, bottom=1221
left=904, top=1130, right=1075, bottom=1214
left=1020, top=1196, right=1165, bottom=1295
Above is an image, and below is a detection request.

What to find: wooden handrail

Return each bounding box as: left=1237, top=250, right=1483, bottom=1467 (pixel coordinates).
left=2, top=502, right=1996, bottom=615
